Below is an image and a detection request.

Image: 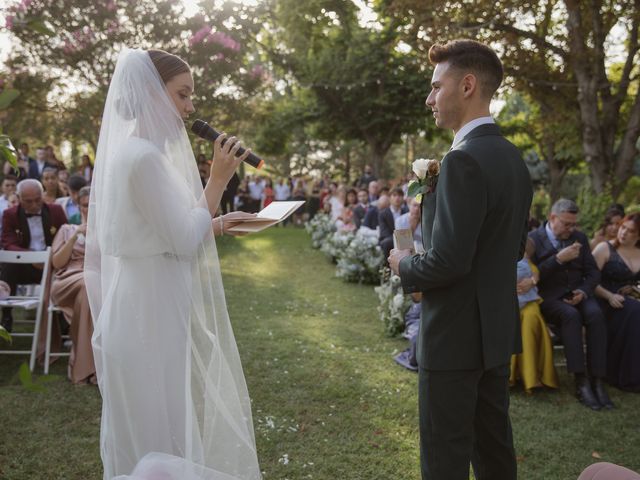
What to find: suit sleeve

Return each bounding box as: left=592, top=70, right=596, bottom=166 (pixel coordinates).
left=399, top=151, right=487, bottom=291
left=1, top=211, right=27, bottom=251
left=378, top=209, right=393, bottom=241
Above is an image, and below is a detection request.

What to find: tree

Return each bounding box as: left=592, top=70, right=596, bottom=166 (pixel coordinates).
left=3, top=0, right=267, bottom=156
left=257, top=0, right=435, bottom=176
left=382, top=0, right=640, bottom=197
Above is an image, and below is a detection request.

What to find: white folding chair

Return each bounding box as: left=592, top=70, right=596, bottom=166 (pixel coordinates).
left=45, top=302, right=70, bottom=374
left=0, top=248, right=52, bottom=372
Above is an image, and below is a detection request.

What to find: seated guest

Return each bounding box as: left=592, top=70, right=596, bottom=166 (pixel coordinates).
left=592, top=213, right=640, bottom=392
left=0, top=192, right=19, bottom=238
left=336, top=208, right=357, bottom=233
left=345, top=188, right=358, bottom=210
left=50, top=186, right=95, bottom=384
left=41, top=167, right=62, bottom=204
left=510, top=237, right=559, bottom=393
left=367, top=180, right=380, bottom=205
left=362, top=193, right=389, bottom=230
left=378, top=187, right=409, bottom=259
left=395, top=197, right=423, bottom=253
left=78, top=154, right=93, bottom=182
left=55, top=174, right=87, bottom=224
left=590, top=207, right=624, bottom=250
left=394, top=292, right=422, bottom=371
left=0, top=179, right=67, bottom=332
left=328, top=184, right=345, bottom=222
left=0, top=175, right=17, bottom=212
left=352, top=189, right=369, bottom=229
left=529, top=199, right=611, bottom=410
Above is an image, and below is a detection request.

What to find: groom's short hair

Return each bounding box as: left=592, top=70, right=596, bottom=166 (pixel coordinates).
left=428, top=39, right=503, bottom=99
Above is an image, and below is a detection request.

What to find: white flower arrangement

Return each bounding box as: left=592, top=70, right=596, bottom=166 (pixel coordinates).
left=320, top=230, right=355, bottom=262
left=335, top=229, right=384, bottom=284
left=374, top=271, right=413, bottom=336
left=305, top=213, right=336, bottom=249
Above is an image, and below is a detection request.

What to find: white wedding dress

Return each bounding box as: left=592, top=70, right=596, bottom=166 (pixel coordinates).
left=85, top=48, right=261, bottom=480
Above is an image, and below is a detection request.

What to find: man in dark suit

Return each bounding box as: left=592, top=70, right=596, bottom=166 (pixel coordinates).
left=352, top=189, right=369, bottom=228
left=529, top=199, right=611, bottom=410
left=379, top=187, right=409, bottom=260
left=27, top=147, right=57, bottom=181
left=0, top=179, right=67, bottom=332
left=362, top=193, right=389, bottom=230
left=389, top=40, right=532, bottom=480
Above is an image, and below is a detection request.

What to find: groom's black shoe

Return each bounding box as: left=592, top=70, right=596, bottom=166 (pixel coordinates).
left=592, top=377, right=615, bottom=410
left=575, top=375, right=601, bottom=411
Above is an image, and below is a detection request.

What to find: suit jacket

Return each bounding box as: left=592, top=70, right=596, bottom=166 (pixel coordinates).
left=399, top=124, right=532, bottom=370
left=528, top=224, right=600, bottom=301
left=352, top=204, right=368, bottom=228
left=362, top=206, right=380, bottom=229
left=1, top=203, right=67, bottom=251
left=379, top=205, right=409, bottom=242
left=28, top=159, right=57, bottom=180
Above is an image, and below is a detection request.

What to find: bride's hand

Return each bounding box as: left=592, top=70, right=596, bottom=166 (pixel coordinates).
left=210, top=133, right=251, bottom=185
left=220, top=211, right=257, bottom=236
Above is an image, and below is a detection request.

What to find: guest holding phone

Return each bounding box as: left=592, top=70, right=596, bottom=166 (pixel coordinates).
left=528, top=199, right=611, bottom=410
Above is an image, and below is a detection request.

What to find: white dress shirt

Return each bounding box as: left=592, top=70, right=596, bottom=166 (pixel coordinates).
left=451, top=116, right=495, bottom=150
left=27, top=215, right=47, bottom=251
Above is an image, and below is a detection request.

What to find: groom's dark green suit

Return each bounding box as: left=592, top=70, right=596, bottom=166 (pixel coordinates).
left=399, top=123, right=532, bottom=480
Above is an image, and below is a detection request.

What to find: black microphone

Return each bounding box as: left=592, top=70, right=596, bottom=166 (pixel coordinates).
left=191, top=119, right=264, bottom=170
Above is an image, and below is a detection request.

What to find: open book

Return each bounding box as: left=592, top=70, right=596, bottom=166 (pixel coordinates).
left=227, top=201, right=306, bottom=233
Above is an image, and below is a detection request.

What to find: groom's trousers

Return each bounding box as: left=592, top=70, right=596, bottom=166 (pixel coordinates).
left=418, top=364, right=517, bottom=480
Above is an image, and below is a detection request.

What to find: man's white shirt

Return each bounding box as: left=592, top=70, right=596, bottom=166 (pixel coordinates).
left=451, top=116, right=495, bottom=150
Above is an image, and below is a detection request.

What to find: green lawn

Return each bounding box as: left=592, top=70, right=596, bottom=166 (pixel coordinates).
left=1, top=227, right=639, bottom=479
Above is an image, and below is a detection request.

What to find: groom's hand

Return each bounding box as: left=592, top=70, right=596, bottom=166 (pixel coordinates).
left=388, top=248, right=411, bottom=275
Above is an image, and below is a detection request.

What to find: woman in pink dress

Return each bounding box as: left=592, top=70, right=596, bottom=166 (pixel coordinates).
left=50, top=186, right=96, bottom=384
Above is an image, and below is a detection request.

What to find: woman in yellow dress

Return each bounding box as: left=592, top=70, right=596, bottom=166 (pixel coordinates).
left=510, top=238, right=559, bottom=393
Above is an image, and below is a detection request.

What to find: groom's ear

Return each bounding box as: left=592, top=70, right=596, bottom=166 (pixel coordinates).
left=461, top=73, right=477, bottom=98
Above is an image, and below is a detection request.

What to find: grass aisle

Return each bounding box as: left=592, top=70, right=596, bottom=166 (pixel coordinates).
left=0, top=227, right=639, bottom=479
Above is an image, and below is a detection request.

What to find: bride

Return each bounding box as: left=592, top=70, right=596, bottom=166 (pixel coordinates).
left=85, top=47, right=261, bottom=479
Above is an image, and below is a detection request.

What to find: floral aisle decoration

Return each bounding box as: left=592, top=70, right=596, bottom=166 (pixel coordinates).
left=407, top=158, right=441, bottom=202
left=335, top=229, right=384, bottom=284
left=375, top=270, right=413, bottom=337
left=320, top=230, right=355, bottom=262
left=305, top=213, right=336, bottom=249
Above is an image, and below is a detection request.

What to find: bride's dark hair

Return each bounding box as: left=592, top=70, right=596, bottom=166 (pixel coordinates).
left=148, top=49, right=190, bottom=84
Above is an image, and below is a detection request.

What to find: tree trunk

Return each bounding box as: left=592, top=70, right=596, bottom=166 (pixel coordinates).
left=344, top=148, right=351, bottom=184
left=369, top=143, right=388, bottom=178
left=541, top=137, right=567, bottom=202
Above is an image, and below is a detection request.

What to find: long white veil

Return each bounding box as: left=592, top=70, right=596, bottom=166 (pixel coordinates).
left=85, top=47, right=260, bottom=479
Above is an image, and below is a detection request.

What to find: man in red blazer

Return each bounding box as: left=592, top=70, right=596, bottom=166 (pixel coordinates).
left=1, top=179, right=67, bottom=332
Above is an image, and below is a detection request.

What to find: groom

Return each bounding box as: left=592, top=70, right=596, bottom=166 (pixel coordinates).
left=389, top=40, right=532, bottom=480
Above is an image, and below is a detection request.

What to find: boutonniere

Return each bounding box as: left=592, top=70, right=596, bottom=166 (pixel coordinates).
left=407, top=158, right=441, bottom=202
left=50, top=226, right=57, bottom=236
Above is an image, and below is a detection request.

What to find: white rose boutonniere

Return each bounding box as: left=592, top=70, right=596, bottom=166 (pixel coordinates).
left=408, top=158, right=441, bottom=202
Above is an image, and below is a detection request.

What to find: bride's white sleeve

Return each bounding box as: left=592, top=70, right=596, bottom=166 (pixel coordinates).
left=131, top=150, right=212, bottom=256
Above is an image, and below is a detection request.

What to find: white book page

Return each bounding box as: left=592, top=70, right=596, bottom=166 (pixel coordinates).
left=256, top=201, right=305, bottom=221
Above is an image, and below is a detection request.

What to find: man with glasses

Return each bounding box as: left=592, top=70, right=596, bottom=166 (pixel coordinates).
left=529, top=198, right=612, bottom=410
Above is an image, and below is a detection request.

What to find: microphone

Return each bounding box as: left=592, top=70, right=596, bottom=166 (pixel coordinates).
left=191, top=119, right=264, bottom=170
